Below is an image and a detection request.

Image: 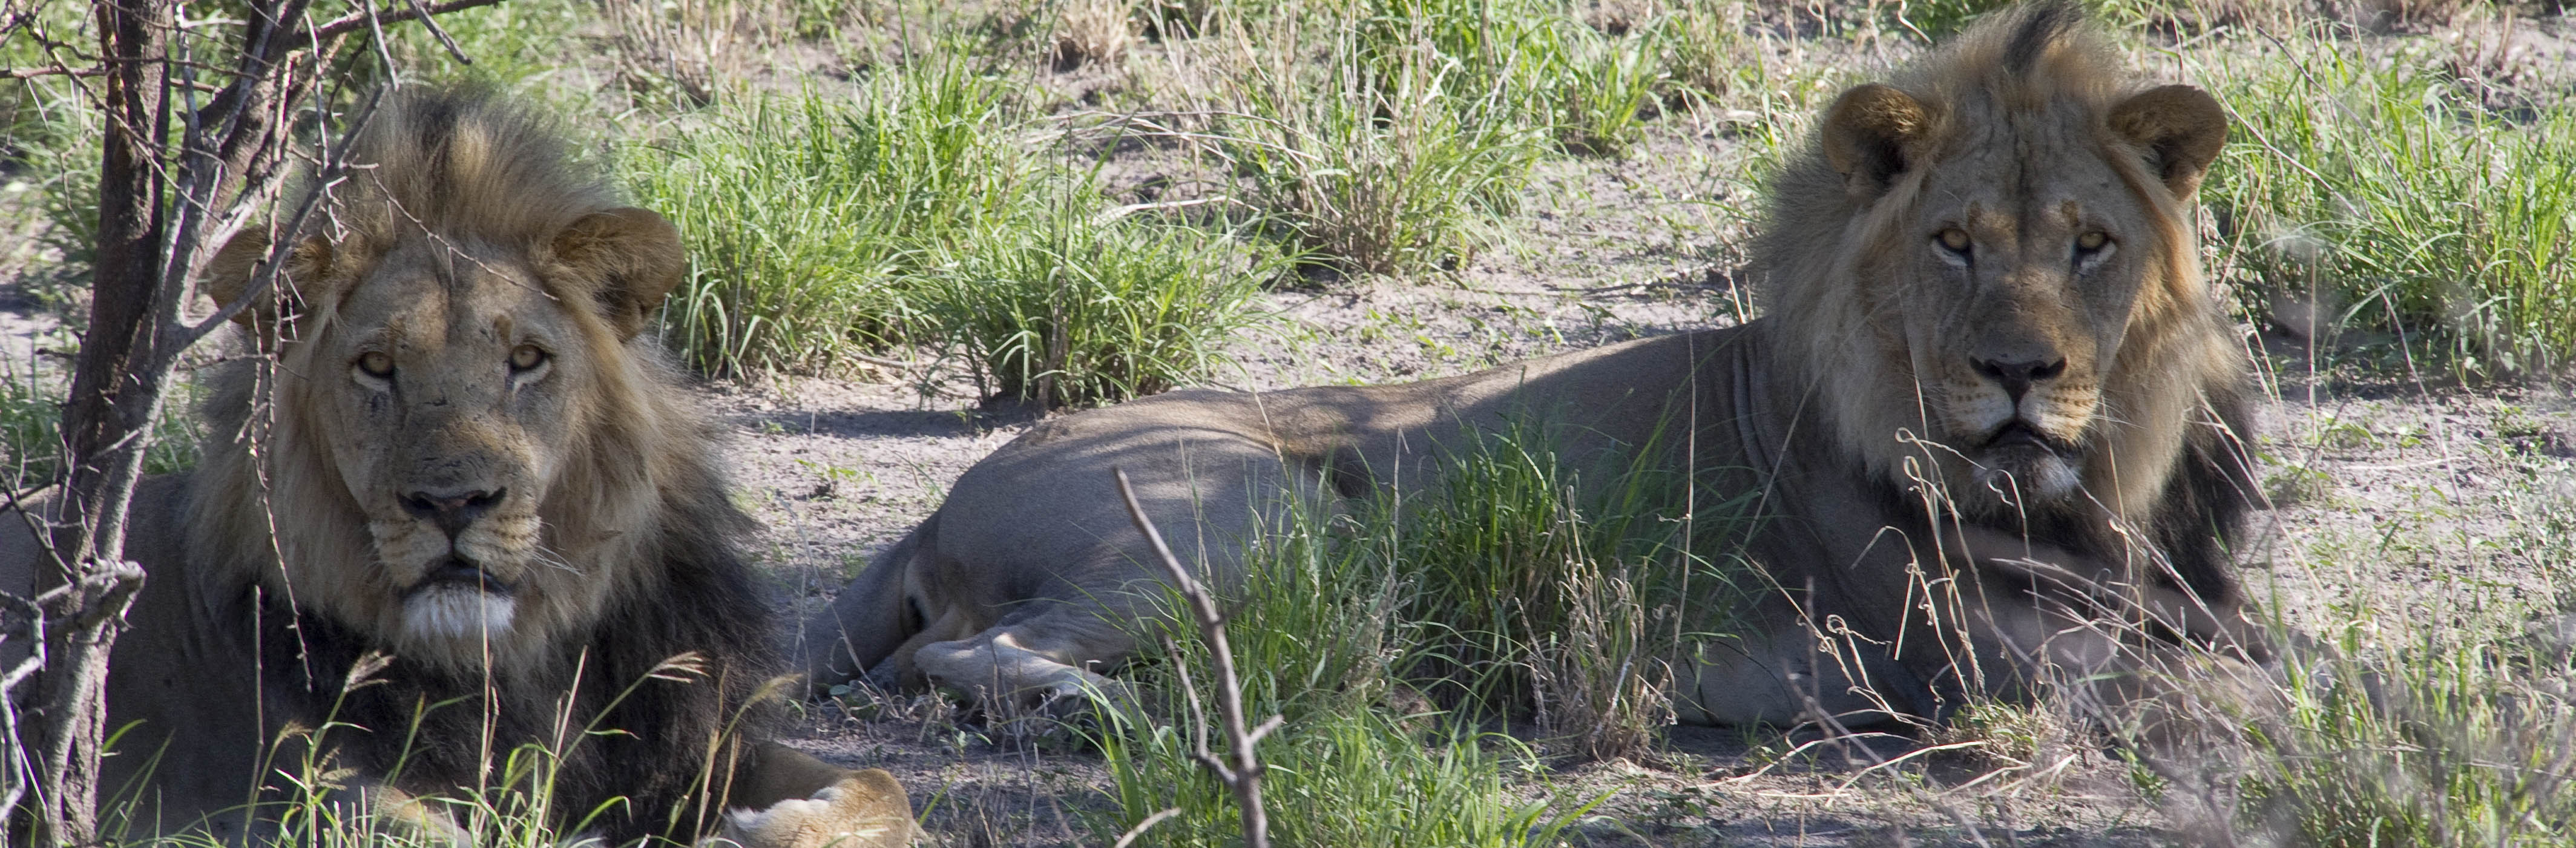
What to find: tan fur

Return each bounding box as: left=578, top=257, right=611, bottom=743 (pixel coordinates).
left=4, top=86, right=907, bottom=846
left=801, top=4, right=2260, bottom=729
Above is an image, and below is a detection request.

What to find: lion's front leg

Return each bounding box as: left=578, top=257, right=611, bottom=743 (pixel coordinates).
left=703, top=742, right=917, bottom=848
left=910, top=621, right=1143, bottom=718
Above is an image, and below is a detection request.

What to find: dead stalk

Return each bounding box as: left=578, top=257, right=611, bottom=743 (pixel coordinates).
left=1113, top=467, right=1281, bottom=848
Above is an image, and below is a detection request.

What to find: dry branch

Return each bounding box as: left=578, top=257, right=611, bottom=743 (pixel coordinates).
left=1113, top=467, right=1280, bottom=848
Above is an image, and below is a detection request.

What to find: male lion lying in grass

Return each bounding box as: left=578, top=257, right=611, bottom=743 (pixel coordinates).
left=803, top=3, right=2264, bottom=731
left=2, top=87, right=910, bottom=846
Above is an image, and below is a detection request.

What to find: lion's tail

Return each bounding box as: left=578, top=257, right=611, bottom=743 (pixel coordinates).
left=797, top=515, right=933, bottom=695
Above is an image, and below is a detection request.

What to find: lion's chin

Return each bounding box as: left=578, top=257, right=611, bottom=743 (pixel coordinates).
left=403, top=585, right=518, bottom=640
left=1970, top=423, right=2082, bottom=504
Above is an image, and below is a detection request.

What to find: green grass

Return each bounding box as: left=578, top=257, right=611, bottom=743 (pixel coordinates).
left=1098, top=420, right=1761, bottom=843
left=628, top=61, right=1030, bottom=376
left=1214, top=1, right=1547, bottom=277
left=1528, top=15, right=1660, bottom=156
left=2199, top=36, right=2576, bottom=377
left=0, top=356, right=200, bottom=484
left=918, top=201, right=1279, bottom=408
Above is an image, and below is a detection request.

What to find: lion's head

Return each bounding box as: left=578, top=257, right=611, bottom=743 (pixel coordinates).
left=1758, top=4, right=2244, bottom=524
left=197, top=88, right=727, bottom=674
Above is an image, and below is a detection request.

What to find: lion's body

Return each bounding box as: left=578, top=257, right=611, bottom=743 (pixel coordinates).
left=4, top=87, right=907, bottom=846
left=803, top=4, right=2261, bottom=726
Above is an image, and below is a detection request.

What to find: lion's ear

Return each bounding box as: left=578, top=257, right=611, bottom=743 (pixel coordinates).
left=553, top=206, right=685, bottom=341
left=1820, top=83, right=1929, bottom=202
left=2109, top=84, right=2227, bottom=201
left=205, top=228, right=326, bottom=333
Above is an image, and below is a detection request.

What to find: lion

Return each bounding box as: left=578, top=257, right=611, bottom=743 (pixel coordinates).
left=1, top=87, right=911, bottom=846
left=800, top=4, right=2262, bottom=730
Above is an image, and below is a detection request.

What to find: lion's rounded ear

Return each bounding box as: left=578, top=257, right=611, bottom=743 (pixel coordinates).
left=2109, top=84, right=2227, bottom=201
left=1821, top=83, right=1928, bottom=202
left=205, top=228, right=324, bottom=331
left=553, top=206, right=684, bottom=340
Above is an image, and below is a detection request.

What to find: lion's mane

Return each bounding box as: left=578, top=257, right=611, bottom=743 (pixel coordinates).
left=1749, top=4, right=2258, bottom=617
left=188, top=88, right=772, bottom=840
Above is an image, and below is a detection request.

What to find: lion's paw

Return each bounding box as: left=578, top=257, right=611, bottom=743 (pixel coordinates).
left=703, top=770, right=918, bottom=848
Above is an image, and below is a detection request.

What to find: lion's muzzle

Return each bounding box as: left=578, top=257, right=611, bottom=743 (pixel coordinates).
left=1970, top=356, right=2066, bottom=404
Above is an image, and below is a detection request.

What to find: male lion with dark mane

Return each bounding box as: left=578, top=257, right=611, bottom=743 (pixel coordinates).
left=2, top=88, right=910, bottom=846
left=803, top=4, right=2262, bottom=730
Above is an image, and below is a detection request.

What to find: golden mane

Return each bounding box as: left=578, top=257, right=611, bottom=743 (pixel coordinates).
left=325, top=86, right=620, bottom=257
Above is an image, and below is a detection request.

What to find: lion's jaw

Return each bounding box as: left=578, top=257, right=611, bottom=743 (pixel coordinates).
left=279, top=237, right=632, bottom=671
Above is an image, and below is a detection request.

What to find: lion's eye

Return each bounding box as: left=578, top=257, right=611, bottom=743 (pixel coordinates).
left=1936, top=228, right=1972, bottom=255
left=2075, top=231, right=2110, bottom=252
left=356, top=352, right=395, bottom=379
left=509, top=344, right=548, bottom=373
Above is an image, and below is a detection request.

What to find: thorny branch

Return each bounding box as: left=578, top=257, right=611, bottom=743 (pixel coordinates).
left=1114, top=468, right=1281, bottom=848
left=8, top=0, right=478, bottom=840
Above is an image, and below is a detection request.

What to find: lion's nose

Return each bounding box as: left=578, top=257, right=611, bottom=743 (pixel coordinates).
left=1973, top=357, right=2067, bottom=404
left=399, top=488, right=508, bottom=538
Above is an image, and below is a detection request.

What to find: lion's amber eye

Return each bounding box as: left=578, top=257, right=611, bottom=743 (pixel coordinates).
left=1936, top=228, right=1972, bottom=254
left=509, top=344, right=547, bottom=372
left=2076, top=231, right=2109, bottom=252
left=356, top=352, right=395, bottom=379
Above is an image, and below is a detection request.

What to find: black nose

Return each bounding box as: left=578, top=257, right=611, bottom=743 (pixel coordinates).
left=399, top=488, right=507, bottom=538
left=1973, top=357, right=2067, bottom=403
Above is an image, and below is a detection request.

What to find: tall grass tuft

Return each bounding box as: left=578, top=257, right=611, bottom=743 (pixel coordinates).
left=1097, top=474, right=1592, bottom=847
left=629, top=60, right=1028, bottom=376
left=2199, top=28, right=2576, bottom=376
left=1214, top=1, right=1545, bottom=277
left=1528, top=15, right=1660, bottom=157
left=916, top=203, right=1278, bottom=409
left=1100, top=419, right=1762, bottom=843
left=1391, top=420, right=1756, bottom=758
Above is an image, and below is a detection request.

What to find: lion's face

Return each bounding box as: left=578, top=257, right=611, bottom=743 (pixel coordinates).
left=209, top=206, right=686, bottom=669
left=1893, top=123, right=2155, bottom=501
left=320, top=238, right=596, bottom=647
left=1810, top=78, right=2229, bottom=515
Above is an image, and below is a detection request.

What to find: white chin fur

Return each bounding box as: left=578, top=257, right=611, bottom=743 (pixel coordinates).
left=404, top=587, right=517, bottom=640
left=1974, top=455, right=2080, bottom=505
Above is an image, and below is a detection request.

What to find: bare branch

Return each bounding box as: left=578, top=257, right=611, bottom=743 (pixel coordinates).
left=0, top=65, right=107, bottom=79
left=1115, top=467, right=1274, bottom=848
left=395, top=0, right=470, bottom=64
left=304, top=0, right=504, bottom=47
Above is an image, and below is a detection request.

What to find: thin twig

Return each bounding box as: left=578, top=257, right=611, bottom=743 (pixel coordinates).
left=1115, top=467, right=1276, bottom=848
left=301, top=0, right=506, bottom=47
left=1110, top=807, right=1183, bottom=848
left=395, top=0, right=471, bottom=64
left=0, top=65, right=107, bottom=79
